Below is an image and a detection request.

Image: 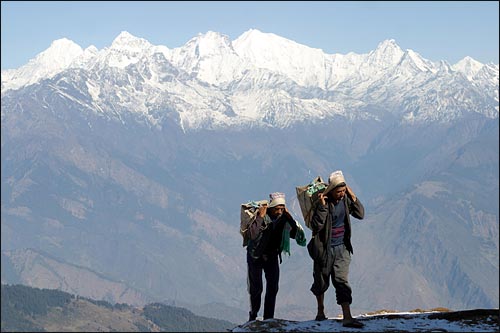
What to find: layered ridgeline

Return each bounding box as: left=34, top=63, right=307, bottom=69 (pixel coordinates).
left=1, top=29, right=498, bottom=323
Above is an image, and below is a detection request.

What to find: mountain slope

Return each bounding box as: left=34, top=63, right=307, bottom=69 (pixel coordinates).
left=1, top=29, right=498, bottom=324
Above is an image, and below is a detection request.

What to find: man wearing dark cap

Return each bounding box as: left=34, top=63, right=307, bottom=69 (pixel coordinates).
left=309, top=170, right=365, bottom=328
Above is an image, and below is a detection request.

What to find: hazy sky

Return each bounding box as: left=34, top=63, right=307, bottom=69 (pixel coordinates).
left=1, top=1, right=498, bottom=70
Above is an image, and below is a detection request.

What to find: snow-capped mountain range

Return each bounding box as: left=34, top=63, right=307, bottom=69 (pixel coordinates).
left=1, top=29, right=498, bottom=323
left=2, top=29, right=498, bottom=130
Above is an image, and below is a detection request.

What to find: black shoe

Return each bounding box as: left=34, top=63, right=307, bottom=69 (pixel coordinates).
left=248, top=311, right=257, bottom=321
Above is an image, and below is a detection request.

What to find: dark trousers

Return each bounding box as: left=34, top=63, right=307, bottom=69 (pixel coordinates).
left=247, top=252, right=280, bottom=319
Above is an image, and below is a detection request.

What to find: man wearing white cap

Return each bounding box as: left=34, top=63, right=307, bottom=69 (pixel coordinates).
left=246, top=192, right=305, bottom=321
left=309, top=170, right=365, bottom=328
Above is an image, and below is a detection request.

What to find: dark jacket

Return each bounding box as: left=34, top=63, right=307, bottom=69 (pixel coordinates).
left=310, top=194, right=364, bottom=256
left=247, top=212, right=298, bottom=259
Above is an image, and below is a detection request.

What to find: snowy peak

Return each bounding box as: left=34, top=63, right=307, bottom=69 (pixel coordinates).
left=233, top=28, right=325, bottom=65
left=110, top=31, right=153, bottom=51
left=25, top=37, right=83, bottom=71
left=101, top=31, right=155, bottom=69
left=1, top=30, right=498, bottom=128
left=85, top=45, right=99, bottom=54
left=233, top=28, right=273, bottom=49
left=194, top=31, right=235, bottom=56
left=367, top=39, right=405, bottom=68
left=376, top=38, right=401, bottom=50
left=398, top=49, right=436, bottom=74
left=174, top=31, right=235, bottom=60
left=452, top=56, right=484, bottom=80
left=169, top=31, right=246, bottom=85
left=1, top=37, right=83, bottom=91
left=44, top=38, right=84, bottom=61
left=233, top=29, right=328, bottom=87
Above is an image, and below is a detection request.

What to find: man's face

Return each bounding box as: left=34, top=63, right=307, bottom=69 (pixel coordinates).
left=331, top=186, right=346, bottom=202
left=268, top=205, right=285, bottom=219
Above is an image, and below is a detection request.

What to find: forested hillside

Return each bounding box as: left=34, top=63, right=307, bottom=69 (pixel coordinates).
left=1, top=284, right=236, bottom=332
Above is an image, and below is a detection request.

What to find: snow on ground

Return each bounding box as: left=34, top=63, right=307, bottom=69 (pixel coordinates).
left=232, top=309, right=499, bottom=332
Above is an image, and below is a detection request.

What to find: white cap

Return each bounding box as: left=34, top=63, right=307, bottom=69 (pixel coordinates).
left=323, top=170, right=346, bottom=195
left=268, top=192, right=286, bottom=207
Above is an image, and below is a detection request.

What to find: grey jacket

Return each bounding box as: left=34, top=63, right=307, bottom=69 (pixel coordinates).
left=310, top=194, right=365, bottom=255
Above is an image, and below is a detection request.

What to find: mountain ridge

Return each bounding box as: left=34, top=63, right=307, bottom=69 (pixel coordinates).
left=1, top=28, right=498, bottom=324
left=2, top=29, right=498, bottom=130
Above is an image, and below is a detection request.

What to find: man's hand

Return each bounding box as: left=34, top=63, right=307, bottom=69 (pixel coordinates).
left=346, top=185, right=357, bottom=202
left=318, top=193, right=327, bottom=206
left=258, top=204, right=268, bottom=218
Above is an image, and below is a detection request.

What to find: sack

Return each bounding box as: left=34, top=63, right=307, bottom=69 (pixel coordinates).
left=240, top=200, right=268, bottom=247
left=307, top=234, right=326, bottom=263
left=296, top=176, right=327, bottom=229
